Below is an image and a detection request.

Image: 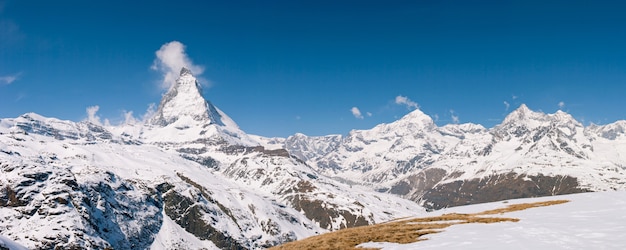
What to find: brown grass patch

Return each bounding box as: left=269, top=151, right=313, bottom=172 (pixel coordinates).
left=270, top=199, right=569, bottom=250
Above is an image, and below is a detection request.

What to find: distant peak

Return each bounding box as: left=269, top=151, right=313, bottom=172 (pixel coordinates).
left=510, top=104, right=532, bottom=116
left=180, top=67, right=192, bottom=76
left=502, top=104, right=542, bottom=124
left=395, top=108, right=435, bottom=129
left=511, top=104, right=533, bottom=116
left=518, top=103, right=530, bottom=111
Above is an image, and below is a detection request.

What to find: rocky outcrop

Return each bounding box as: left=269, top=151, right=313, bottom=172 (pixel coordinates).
left=420, top=173, right=590, bottom=210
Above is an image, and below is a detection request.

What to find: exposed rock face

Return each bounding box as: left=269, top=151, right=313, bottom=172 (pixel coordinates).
left=420, top=173, right=590, bottom=210
left=0, top=162, right=162, bottom=249
left=280, top=180, right=370, bottom=230
left=150, top=67, right=224, bottom=127
left=284, top=104, right=626, bottom=210
left=160, top=178, right=245, bottom=250
left=0, top=68, right=420, bottom=249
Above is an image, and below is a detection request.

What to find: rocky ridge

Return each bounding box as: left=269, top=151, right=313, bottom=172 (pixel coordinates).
left=282, top=104, right=626, bottom=210
left=0, top=68, right=420, bottom=249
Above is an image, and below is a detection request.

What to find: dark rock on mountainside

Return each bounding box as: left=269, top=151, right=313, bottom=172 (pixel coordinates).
left=420, top=173, right=590, bottom=210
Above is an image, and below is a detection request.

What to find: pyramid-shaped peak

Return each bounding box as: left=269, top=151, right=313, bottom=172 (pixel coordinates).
left=149, top=68, right=227, bottom=128
left=503, top=104, right=543, bottom=122
left=180, top=67, right=193, bottom=76
left=517, top=103, right=530, bottom=112
left=399, top=108, right=435, bottom=126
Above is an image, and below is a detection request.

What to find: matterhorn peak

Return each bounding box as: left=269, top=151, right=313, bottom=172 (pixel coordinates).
left=179, top=67, right=193, bottom=76
left=148, top=67, right=226, bottom=127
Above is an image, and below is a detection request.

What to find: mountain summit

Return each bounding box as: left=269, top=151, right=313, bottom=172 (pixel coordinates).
left=145, top=67, right=252, bottom=145
left=149, top=67, right=226, bottom=127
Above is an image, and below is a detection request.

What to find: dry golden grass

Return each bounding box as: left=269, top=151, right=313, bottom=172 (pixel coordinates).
left=270, top=199, right=569, bottom=250
left=475, top=199, right=569, bottom=215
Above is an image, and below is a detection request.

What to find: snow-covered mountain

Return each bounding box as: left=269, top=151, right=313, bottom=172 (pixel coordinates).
left=0, top=68, right=421, bottom=249
left=2, top=66, right=626, bottom=249
left=285, top=104, right=626, bottom=210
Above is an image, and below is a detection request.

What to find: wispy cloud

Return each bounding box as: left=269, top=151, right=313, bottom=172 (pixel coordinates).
left=351, top=107, right=364, bottom=119
left=366, top=112, right=372, bottom=117
left=395, top=95, right=419, bottom=110
left=0, top=72, right=21, bottom=85
left=142, top=103, right=157, bottom=122
left=86, top=105, right=102, bottom=125
left=503, top=101, right=510, bottom=111
left=151, top=41, right=205, bottom=89
left=558, top=101, right=565, bottom=109
left=450, top=109, right=459, bottom=124
left=122, top=110, right=138, bottom=125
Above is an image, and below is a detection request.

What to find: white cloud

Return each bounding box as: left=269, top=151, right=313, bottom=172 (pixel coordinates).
left=434, top=114, right=439, bottom=122
left=504, top=101, right=510, bottom=111
left=142, top=103, right=157, bottom=122
left=351, top=107, right=364, bottom=119
left=0, top=72, right=21, bottom=85
left=395, top=95, right=419, bottom=110
left=558, top=101, right=565, bottom=109
left=122, top=110, right=138, bottom=125
left=450, top=109, right=459, bottom=124
left=366, top=112, right=372, bottom=117
left=86, top=105, right=102, bottom=125
left=512, top=95, right=518, bottom=100
left=151, top=41, right=205, bottom=89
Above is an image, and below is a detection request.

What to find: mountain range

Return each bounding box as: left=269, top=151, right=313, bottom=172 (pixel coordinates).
left=1, top=68, right=625, bottom=249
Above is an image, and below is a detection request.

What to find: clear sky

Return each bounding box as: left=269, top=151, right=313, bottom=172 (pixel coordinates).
left=1, top=1, right=626, bottom=137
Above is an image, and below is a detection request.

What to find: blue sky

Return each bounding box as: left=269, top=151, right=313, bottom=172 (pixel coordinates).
left=1, top=1, right=625, bottom=137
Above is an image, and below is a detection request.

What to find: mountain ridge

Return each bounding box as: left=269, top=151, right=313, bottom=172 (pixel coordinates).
left=0, top=69, right=422, bottom=249
left=2, top=68, right=626, bottom=249
left=281, top=104, right=626, bottom=210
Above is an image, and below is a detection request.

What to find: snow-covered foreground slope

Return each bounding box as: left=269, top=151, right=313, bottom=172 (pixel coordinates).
left=359, top=191, right=626, bottom=249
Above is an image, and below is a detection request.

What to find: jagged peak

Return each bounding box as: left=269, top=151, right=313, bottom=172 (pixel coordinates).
left=179, top=67, right=192, bottom=76
left=518, top=103, right=530, bottom=112
left=550, top=110, right=577, bottom=123
left=502, top=104, right=545, bottom=124
left=149, top=67, right=229, bottom=128
left=497, top=104, right=583, bottom=135
left=588, top=120, right=626, bottom=140
left=359, top=108, right=435, bottom=137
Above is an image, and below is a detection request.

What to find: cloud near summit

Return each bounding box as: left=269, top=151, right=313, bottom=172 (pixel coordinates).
left=395, top=95, right=419, bottom=110
left=151, top=41, right=205, bottom=89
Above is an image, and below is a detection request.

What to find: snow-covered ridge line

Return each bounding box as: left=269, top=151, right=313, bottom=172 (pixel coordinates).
left=281, top=103, right=626, bottom=210
left=0, top=68, right=423, bottom=249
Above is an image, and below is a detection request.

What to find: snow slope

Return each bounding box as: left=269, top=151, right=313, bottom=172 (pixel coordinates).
left=359, top=191, right=626, bottom=249
left=0, top=235, right=28, bottom=250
